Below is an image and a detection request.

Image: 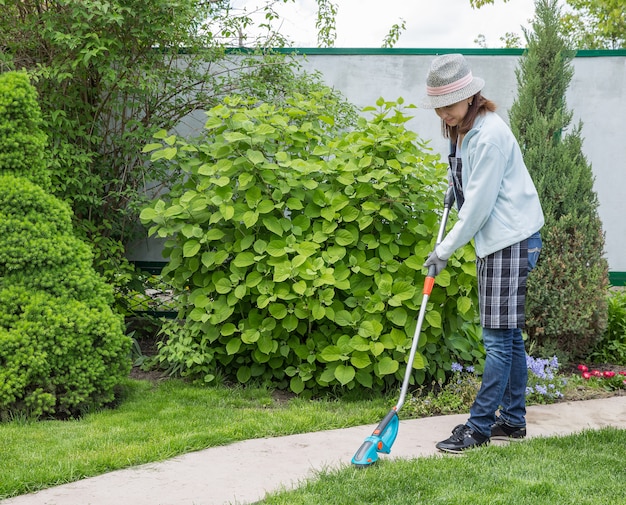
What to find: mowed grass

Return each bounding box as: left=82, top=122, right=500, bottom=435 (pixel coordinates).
left=257, top=428, right=626, bottom=505
left=0, top=378, right=390, bottom=499
left=2, top=377, right=625, bottom=502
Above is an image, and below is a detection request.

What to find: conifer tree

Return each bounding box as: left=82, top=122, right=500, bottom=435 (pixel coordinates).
left=509, top=0, right=608, bottom=359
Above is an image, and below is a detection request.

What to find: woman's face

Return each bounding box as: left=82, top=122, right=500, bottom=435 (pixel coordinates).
left=435, top=98, right=472, bottom=127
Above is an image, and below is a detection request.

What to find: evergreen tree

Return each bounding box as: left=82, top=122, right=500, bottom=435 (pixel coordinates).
left=509, top=0, right=609, bottom=359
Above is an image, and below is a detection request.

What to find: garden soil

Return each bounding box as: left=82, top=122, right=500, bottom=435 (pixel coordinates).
left=2, top=396, right=626, bottom=505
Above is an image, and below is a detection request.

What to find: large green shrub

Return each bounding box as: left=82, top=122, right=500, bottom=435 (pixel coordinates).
left=509, top=0, right=608, bottom=359
left=0, top=176, right=131, bottom=419
left=140, top=94, right=481, bottom=395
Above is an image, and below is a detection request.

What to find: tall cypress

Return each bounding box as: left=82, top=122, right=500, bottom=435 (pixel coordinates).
left=509, top=0, right=608, bottom=359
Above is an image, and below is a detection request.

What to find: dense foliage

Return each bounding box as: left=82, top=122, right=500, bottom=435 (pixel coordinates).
left=509, top=0, right=608, bottom=359
left=0, top=72, right=130, bottom=420
left=591, top=290, right=626, bottom=365
left=140, top=94, right=482, bottom=394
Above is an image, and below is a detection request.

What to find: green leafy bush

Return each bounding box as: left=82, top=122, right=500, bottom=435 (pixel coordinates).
left=0, top=175, right=131, bottom=420
left=141, top=93, right=481, bottom=395
left=591, top=290, right=626, bottom=365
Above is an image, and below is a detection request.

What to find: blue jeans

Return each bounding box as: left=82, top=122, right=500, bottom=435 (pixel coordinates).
left=467, top=327, right=528, bottom=436
left=466, top=231, right=542, bottom=437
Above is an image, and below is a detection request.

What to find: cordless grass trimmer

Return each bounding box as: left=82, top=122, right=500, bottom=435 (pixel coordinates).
left=351, top=185, right=455, bottom=468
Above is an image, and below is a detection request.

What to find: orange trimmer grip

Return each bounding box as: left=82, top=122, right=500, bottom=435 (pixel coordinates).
left=423, top=276, right=435, bottom=295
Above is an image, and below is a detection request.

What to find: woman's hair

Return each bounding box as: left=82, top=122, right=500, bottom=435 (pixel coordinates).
left=441, top=92, right=497, bottom=141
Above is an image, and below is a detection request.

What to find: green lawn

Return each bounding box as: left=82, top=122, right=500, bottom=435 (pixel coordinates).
left=258, top=428, right=626, bottom=504
left=0, top=378, right=390, bottom=499
left=1, top=376, right=624, bottom=502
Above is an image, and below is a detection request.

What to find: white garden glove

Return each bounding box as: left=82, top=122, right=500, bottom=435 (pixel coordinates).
left=424, top=250, right=447, bottom=276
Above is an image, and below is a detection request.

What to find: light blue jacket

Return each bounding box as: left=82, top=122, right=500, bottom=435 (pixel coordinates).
left=435, top=111, right=544, bottom=260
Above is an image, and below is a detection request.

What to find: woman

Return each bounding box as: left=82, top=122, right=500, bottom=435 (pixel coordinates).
left=421, top=53, right=544, bottom=453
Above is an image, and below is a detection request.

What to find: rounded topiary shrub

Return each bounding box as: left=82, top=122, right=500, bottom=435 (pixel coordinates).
left=0, top=175, right=131, bottom=419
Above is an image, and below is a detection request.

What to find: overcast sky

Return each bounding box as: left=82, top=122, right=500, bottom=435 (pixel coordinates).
left=231, top=0, right=538, bottom=48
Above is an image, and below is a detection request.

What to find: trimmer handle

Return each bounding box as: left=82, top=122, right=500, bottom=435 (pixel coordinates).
left=444, top=184, right=456, bottom=209
left=430, top=186, right=456, bottom=265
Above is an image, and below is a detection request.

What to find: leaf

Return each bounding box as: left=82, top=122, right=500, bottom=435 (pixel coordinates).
left=183, top=240, right=201, bottom=258
left=356, top=369, right=373, bottom=388
left=387, top=307, right=408, bottom=326
left=335, top=229, right=356, bottom=246
left=210, top=176, right=230, bottom=187
left=242, top=211, right=259, bottom=228
left=220, top=204, right=235, bottom=220
left=257, top=335, right=274, bottom=354
left=286, top=198, right=304, bottom=210
left=294, top=241, right=319, bottom=257
left=391, top=281, right=415, bottom=301
left=263, top=216, right=284, bottom=236
left=142, top=143, right=163, bottom=153
left=237, top=366, right=252, bottom=383
left=334, top=310, right=353, bottom=327
left=358, top=320, right=383, bottom=338
left=269, top=303, right=288, bottom=319
left=272, top=261, right=291, bottom=282
left=376, top=356, right=399, bottom=376
left=341, top=206, right=360, bottom=222
left=425, top=310, right=442, bottom=328
left=241, top=329, right=260, bottom=344
left=247, top=149, right=265, bottom=165
left=209, top=297, right=235, bottom=324
left=334, top=364, right=356, bottom=385
left=350, top=335, right=371, bottom=352
left=205, top=229, right=225, bottom=241
left=266, top=240, right=287, bottom=257
left=457, top=296, right=473, bottom=314
left=257, top=200, right=275, bottom=214
left=404, top=255, right=423, bottom=271
left=290, top=376, right=305, bottom=394
left=224, top=132, right=250, bottom=142
left=233, top=252, right=256, bottom=267
left=282, top=314, right=299, bottom=332
left=370, top=341, right=385, bottom=356
left=319, top=345, right=343, bottom=362
left=350, top=352, right=371, bottom=369
left=226, top=338, right=241, bottom=355
left=221, top=323, right=237, bottom=336
left=214, top=278, right=232, bottom=294
left=139, top=207, right=158, bottom=222
left=410, top=351, right=426, bottom=370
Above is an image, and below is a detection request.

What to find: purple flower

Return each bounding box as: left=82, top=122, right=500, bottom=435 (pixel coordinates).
left=465, top=365, right=475, bottom=373
left=451, top=362, right=463, bottom=373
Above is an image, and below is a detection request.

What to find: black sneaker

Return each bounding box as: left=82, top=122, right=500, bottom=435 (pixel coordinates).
left=436, top=424, right=489, bottom=453
left=491, top=417, right=526, bottom=440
